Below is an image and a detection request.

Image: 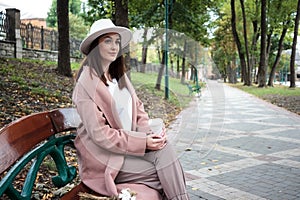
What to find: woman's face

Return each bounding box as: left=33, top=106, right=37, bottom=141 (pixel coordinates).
left=98, top=33, right=121, bottom=65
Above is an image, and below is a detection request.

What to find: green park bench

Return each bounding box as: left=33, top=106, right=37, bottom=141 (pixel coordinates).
left=186, top=83, right=201, bottom=97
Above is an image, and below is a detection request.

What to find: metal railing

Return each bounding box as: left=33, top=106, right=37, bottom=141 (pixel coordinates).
left=20, top=23, right=59, bottom=51
left=0, top=11, right=9, bottom=40
left=0, top=9, right=81, bottom=58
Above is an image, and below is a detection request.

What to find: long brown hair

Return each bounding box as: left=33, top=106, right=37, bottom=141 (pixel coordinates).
left=76, top=33, right=126, bottom=87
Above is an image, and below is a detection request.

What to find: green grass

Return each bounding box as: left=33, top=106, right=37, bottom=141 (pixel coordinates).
left=131, top=72, right=193, bottom=108
left=131, top=72, right=190, bottom=94
left=228, top=83, right=300, bottom=97
left=71, top=62, right=81, bottom=70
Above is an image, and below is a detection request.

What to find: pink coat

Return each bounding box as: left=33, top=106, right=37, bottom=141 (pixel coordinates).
left=72, top=66, right=152, bottom=196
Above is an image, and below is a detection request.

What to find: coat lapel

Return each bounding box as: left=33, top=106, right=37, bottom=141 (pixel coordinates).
left=78, top=66, right=124, bottom=129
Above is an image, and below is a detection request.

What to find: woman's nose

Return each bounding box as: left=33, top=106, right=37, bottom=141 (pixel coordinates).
left=111, top=42, right=118, bottom=49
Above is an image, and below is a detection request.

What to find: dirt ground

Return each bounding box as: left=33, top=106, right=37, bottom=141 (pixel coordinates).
left=261, top=94, right=300, bottom=115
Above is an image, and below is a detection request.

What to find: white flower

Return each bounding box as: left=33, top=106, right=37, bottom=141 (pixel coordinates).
left=118, top=188, right=136, bottom=200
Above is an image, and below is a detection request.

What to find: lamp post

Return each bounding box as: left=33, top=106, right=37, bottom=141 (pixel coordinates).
left=165, top=0, right=169, bottom=99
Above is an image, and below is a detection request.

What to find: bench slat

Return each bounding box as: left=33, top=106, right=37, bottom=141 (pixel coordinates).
left=0, top=112, right=53, bottom=174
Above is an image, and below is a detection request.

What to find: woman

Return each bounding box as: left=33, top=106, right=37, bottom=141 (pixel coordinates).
left=72, top=19, right=189, bottom=200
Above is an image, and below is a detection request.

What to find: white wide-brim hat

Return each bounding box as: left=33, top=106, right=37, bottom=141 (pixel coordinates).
left=79, top=19, right=132, bottom=55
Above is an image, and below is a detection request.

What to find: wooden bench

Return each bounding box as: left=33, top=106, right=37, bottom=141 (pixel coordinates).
left=0, top=108, right=81, bottom=199
left=0, top=108, right=163, bottom=200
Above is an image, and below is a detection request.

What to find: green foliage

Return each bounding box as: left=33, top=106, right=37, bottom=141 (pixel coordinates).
left=69, top=0, right=82, bottom=15
left=129, top=0, right=164, bottom=28
left=171, top=0, right=212, bottom=44
left=69, top=13, right=89, bottom=40
left=81, top=0, right=114, bottom=25
left=46, top=0, right=57, bottom=27
left=211, top=7, right=236, bottom=78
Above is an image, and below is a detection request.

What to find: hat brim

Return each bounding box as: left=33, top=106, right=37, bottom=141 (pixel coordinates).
left=80, top=27, right=132, bottom=55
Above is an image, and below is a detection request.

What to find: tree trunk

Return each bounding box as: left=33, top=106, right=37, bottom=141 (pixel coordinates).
left=266, top=31, right=272, bottom=71
left=189, top=66, right=193, bottom=81
left=57, top=0, right=71, bottom=77
left=115, top=0, right=130, bottom=78
left=240, top=0, right=251, bottom=86
left=141, top=28, right=149, bottom=73
left=257, top=0, right=267, bottom=87
left=115, top=0, right=129, bottom=32
left=230, top=0, right=247, bottom=85
left=290, top=0, right=300, bottom=88
left=155, top=50, right=165, bottom=90
left=180, top=40, right=187, bottom=84
left=267, top=25, right=289, bottom=86
left=176, top=55, right=180, bottom=78
left=251, top=17, right=259, bottom=83
left=170, top=56, right=174, bottom=73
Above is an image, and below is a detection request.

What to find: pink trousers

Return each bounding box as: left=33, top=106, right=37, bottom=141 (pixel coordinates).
left=115, top=142, right=190, bottom=200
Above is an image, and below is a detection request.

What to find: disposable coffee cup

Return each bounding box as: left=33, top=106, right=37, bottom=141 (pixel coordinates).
left=148, top=118, right=164, bottom=135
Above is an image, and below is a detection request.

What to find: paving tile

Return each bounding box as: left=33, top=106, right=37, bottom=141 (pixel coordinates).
left=217, top=136, right=299, bottom=154
left=207, top=163, right=300, bottom=199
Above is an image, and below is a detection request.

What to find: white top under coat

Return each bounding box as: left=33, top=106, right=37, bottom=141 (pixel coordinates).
left=107, top=78, right=133, bottom=131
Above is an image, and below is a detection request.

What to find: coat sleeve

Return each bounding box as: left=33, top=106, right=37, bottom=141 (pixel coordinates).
left=72, top=82, right=147, bottom=156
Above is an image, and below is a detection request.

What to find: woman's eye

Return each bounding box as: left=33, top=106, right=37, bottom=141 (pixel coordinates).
left=104, top=39, right=112, bottom=44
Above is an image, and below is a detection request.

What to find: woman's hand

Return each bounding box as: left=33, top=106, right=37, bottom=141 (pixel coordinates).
left=146, top=128, right=167, bottom=151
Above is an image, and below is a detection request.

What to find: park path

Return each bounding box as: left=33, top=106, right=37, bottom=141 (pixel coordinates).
left=168, top=80, right=300, bottom=200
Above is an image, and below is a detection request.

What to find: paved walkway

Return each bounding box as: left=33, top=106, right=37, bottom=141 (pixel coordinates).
left=168, top=80, right=300, bottom=200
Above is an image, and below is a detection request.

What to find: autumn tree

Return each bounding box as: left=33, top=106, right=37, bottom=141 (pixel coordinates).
left=267, top=0, right=295, bottom=86
left=212, top=10, right=237, bottom=83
